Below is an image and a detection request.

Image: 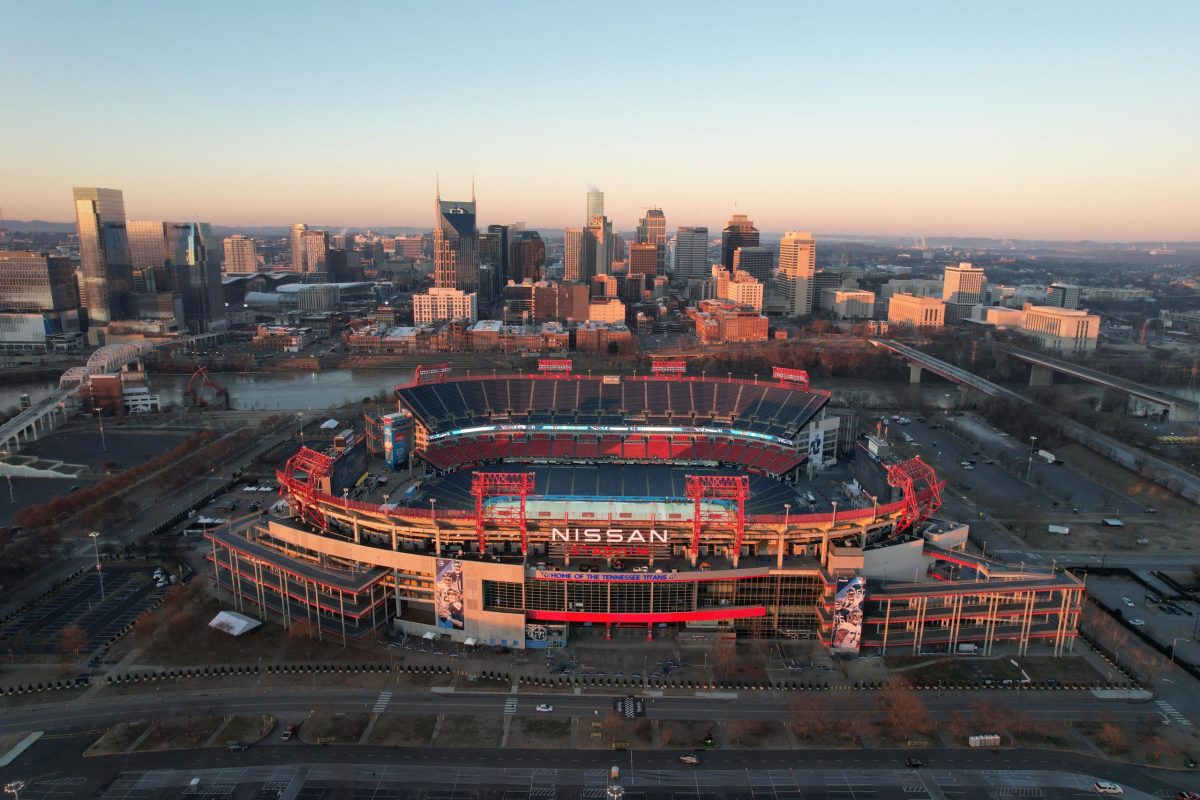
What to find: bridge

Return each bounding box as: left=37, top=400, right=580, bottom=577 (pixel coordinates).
left=869, top=338, right=1200, bottom=506
left=1, top=333, right=230, bottom=453
left=993, top=343, right=1199, bottom=422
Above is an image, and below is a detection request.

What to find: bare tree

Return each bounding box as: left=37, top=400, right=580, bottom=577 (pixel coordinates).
left=59, top=623, right=89, bottom=658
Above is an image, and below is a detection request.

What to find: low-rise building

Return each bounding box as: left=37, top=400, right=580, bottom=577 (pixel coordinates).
left=822, top=289, right=875, bottom=319
left=574, top=321, right=637, bottom=354
left=688, top=299, right=769, bottom=343
left=712, top=265, right=764, bottom=311
left=252, top=324, right=314, bottom=352
left=1019, top=304, right=1100, bottom=353
left=413, top=287, right=478, bottom=324
left=887, top=293, right=945, bottom=329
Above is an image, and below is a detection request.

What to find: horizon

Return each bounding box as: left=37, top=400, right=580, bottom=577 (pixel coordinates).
left=2, top=1, right=1198, bottom=240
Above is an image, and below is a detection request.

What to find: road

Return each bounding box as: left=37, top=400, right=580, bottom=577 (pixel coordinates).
left=0, top=685, right=1171, bottom=738
left=2, top=737, right=1185, bottom=800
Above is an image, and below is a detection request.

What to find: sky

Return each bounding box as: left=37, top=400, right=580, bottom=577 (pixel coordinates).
left=2, top=1, right=1198, bottom=241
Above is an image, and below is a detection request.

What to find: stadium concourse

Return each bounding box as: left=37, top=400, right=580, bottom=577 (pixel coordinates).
left=205, top=365, right=1085, bottom=658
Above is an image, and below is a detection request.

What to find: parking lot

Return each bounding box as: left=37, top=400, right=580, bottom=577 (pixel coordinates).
left=0, top=563, right=171, bottom=655
left=1086, top=574, right=1200, bottom=664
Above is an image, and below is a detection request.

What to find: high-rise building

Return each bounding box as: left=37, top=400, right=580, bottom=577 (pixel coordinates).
left=636, top=208, right=667, bottom=274
left=586, top=188, right=604, bottom=223
left=289, top=223, right=308, bottom=274
left=510, top=230, right=546, bottom=282
left=479, top=224, right=510, bottom=288
left=721, top=213, right=759, bottom=272
left=563, top=227, right=596, bottom=283
left=775, top=231, right=816, bottom=317
left=1046, top=283, right=1081, bottom=309
left=326, top=248, right=362, bottom=282
left=433, top=188, right=479, bottom=292
left=588, top=214, right=612, bottom=276
left=942, top=262, right=985, bottom=305
left=674, top=226, right=709, bottom=280
left=223, top=234, right=258, bottom=274
left=628, top=242, right=658, bottom=276
left=732, top=245, right=774, bottom=283
left=301, top=229, right=329, bottom=281
left=0, top=251, right=77, bottom=312
left=73, top=187, right=131, bottom=325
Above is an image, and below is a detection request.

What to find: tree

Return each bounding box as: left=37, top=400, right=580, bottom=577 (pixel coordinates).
left=1096, top=721, right=1127, bottom=754
left=600, top=711, right=624, bottom=739
left=288, top=619, right=316, bottom=658
left=59, top=623, right=89, bottom=657
left=876, top=678, right=933, bottom=737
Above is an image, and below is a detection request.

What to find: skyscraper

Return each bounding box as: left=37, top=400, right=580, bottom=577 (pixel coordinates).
left=167, top=222, right=225, bottom=333
left=73, top=187, right=132, bottom=325
left=510, top=230, right=546, bottom=282
left=301, top=229, right=329, bottom=280
left=588, top=214, right=613, bottom=276
left=223, top=235, right=258, bottom=274
left=628, top=242, right=658, bottom=276
left=586, top=188, right=604, bottom=223
left=776, top=231, right=816, bottom=317
left=433, top=186, right=479, bottom=292
left=721, top=213, right=760, bottom=272
left=636, top=208, right=667, bottom=274
left=673, top=226, right=710, bottom=280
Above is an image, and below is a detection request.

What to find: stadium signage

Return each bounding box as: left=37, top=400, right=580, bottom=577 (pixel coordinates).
left=536, top=569, right=681, bottom=583
left=550, top=528, right=669, bottom=544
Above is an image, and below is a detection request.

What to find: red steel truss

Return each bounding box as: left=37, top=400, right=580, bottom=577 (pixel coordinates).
left=281, top=447, right=336, bottom=527
left=471, top=471, right=536, bottom=555
left=885, top=456, right=943, bottom=531
left=685, top=474, right=750, bottom=567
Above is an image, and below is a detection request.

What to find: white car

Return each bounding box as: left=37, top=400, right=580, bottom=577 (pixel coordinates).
left=1128, top=619, right=1145, bottom=627
left=1093, top=781, right=1123, bottom=795
left=535, top=703, right=554, bottom=712
left=1121, top=597, right=1134, bottom=607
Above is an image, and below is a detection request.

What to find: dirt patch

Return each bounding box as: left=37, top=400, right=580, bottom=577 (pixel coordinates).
left=85, top=722, right=150, bottom=756
left=506, top=717, right=571, bottom=748
left=658, top=719, right=716, bottom=749
left=219, top=714, right=276, bottom=745
left=725, top=720, right=790, bottom=749
left=300, top=712, right=370, bottom=745
left=364, top=714, right=437, bottom=746
left=434, top=714, right=503, bottom=747
left=138, top=594, right=387, bottom=666
left=135, top=716, right=224, bottom=751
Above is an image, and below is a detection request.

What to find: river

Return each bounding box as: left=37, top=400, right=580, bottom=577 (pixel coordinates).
left=0, top=369, right=984, bottom=414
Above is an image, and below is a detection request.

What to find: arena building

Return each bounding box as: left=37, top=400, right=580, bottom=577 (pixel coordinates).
left=207, top=363, right=1083, bottom=655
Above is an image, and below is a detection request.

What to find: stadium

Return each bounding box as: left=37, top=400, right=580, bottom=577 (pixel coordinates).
left=206, top=362, right=1084, bottom=656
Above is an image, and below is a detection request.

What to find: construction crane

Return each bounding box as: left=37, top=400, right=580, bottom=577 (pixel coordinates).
left=184, top=365, right=230, bottom=408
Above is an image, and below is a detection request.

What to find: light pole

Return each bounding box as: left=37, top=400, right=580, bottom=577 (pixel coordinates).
left=430, top=498, right=439, bottom=556
left=783, top=503, right=791, bottom=530
left=1026, top=435, right=1037, bottom=482
left=0, top=449, right=14, bottom=504
left=830, top=500, right=838, bottom=529
left=297, top=412, right=305, bottom=444
left=88, top=531, right=105, bottom=601
left=866, top=492, right=879, bottom=522
left=93, top=408, right=107, bottom=452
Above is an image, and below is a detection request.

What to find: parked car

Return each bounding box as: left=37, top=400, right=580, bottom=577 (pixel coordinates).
left=1121, top=597, right=1134, bottom=607
left=281, top=724, right=297, bottom=741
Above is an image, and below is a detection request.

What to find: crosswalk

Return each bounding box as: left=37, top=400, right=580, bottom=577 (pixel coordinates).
left=503, top=696, right=519, bottom=715
left=1156, top=700, right=1191, bottom=726
left=371, top=691, right=392, bottom=714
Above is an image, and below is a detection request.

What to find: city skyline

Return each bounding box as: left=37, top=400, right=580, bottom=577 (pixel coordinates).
left=2, top=1, right=1198, bottom=240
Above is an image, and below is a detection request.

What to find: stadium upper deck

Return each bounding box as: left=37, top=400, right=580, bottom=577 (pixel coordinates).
left=396, top=374, right=829, bottom=442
